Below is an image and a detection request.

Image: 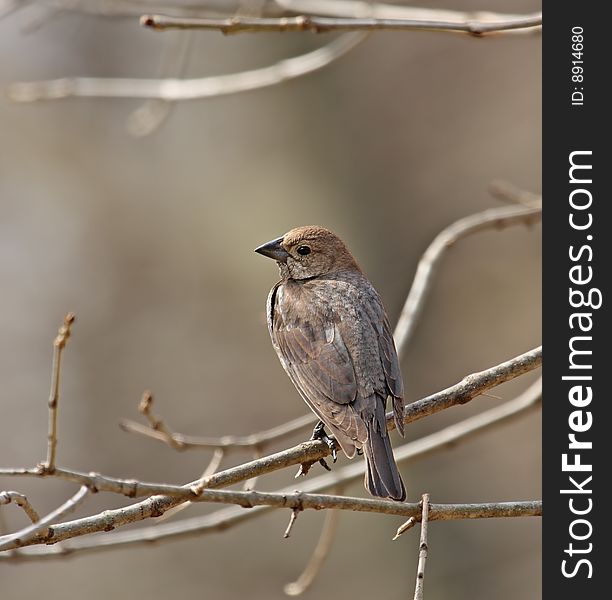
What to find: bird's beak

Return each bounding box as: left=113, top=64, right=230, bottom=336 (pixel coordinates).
left=254, top=236, right=290, bottom=263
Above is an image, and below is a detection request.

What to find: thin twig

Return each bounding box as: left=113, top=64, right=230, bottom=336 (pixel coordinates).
left=7, top=32, right=365, bottom=102
left=126, top=30, right=193, bottom=136
left=120, top=413, right=316, bottom=451
left=141, top=12, right=542, bottom=36
left=394, top=203, right=541, bottom=358
left=0, top=491, right=41, bottom=524
left=283, top=508, right=301, bottom=538
left=43, top=313, right=75, bottom=472
left=0, top=486, right=89, bottom=551
left=0, top=465, right=202, bottom=498
left=393, top=516, right=417, bottom=540
left=413, top=493, right=430, bottom=600
left=284, top=506, right=341, bottom=595
left=489, top=180, right=542, bottom=208
left=0, top=380, right=541, bottom=556
left=136, top=391, right=185, bottom=450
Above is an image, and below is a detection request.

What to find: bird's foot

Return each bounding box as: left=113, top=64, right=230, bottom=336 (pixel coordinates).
left=310, top=421, right=337, bottom=463
left=294, top=422, right=337, bottom=478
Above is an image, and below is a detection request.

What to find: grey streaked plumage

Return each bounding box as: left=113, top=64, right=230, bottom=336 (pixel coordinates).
left=255, top=226, right=406, bottom=501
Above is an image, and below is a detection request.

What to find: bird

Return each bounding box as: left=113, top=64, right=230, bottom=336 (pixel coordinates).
left=255, top=226, right=406, bottom=501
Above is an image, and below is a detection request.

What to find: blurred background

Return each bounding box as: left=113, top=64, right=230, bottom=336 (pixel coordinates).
left=0, top=1, right=541, bottom=598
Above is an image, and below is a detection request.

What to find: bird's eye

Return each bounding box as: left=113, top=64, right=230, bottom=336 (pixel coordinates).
left=297, top=245, right=311, bottom=256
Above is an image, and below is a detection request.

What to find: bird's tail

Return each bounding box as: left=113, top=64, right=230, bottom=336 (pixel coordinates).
left=363, top=405, right=406, bottom=502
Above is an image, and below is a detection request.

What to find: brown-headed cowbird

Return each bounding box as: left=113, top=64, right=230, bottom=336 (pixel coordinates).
left=255, top=226, right=406, bottom=501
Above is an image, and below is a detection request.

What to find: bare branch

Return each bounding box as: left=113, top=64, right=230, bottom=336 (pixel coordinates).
left=242, top=447, right=263, bottom=491
left=135, top=391, right=185, bottom=450
left=7, top=32, right=365, bottom=102
left=43, top=313, right=75, bottom=472
left=1, top=492, right=540, bottom=553
left=283, top=508, right=301, bottom=539
left=393, top=516, right=417, bottom=540
left=0, top=465, right=198, bottom=498
left=141, top=12, right=542, bottom=36
left=391, top=346, right=541, bottom=431
left=120, top=411, right=316, bottom=451
left=0, top=379, right=541, bottom=557
left=0, top=440, right=330, bottom=498
left=413, top=493, right=430, bottom=600
left=284, top=507, right=340, bottom=595
left=0, top=491, right=41, bottom=524
left=120, top=342, right=540, bottom=461
left=1, top=350, right=541, bottom=502
left=201, top=448, right=225, bottom=478
left=0, top=348, right=541, bottom=510
left=394, top=203, right=541, bottom=357
left=0, top=486, right=89, bottom=551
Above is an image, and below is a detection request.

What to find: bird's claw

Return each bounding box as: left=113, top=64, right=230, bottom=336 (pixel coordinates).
left=318, top=458, right=332, bottom=471
left=310, top=421, right=337, bottom=463
left=295, top=458, right=330, bottom=478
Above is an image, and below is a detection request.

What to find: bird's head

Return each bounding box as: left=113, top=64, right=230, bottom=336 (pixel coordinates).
left=255, top=226, right=361, bottom=280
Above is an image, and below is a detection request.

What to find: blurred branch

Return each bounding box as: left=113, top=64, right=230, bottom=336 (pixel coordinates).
left=126, top=29, right=193, bottom=136
left=0, top=0, right=31, bottom=20
left=2, top=0, right=543, bottom=28
left=394, top=202, right=541, bottom=357
left=141, top=12, right=541, bottom=36
left=0, top=491, right=41, bottom=524
left=489, top=180, right=542, bottom=208
left=120, top=403, right=315, bottom=451
left=413, top=493, right=430, bottom=600
left=7, top=32, right=365, bottom=102
left=284, top=483, right=343, bottom=594
left=0, top=486, right=89, bottom=551
left=277, top=1, right=539, bottom=26
left=1, top=0, right=250, bottom=20
left=43, top=313, right=75, bottom=472
left=284, top=506, right=340, bottom=595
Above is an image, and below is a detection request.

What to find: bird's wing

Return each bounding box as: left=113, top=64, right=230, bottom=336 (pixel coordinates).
left=268, top=285, right=367, bottom=453
left=378, top=315, right=405, bottom=436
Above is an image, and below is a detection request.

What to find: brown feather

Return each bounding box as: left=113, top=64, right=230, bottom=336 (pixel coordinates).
left=260, top=226, right=406, bottom=500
